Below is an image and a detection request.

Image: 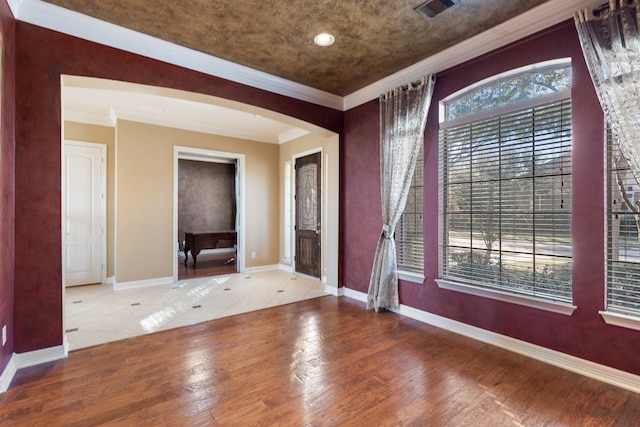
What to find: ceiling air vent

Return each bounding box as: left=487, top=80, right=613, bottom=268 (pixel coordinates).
left=414, top=0, right=460, bottom=18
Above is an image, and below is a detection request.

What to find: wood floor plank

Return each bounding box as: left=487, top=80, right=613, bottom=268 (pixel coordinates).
left=1, top=296, right=639, bottom=426
left=178, top=252, right=237, bottom=281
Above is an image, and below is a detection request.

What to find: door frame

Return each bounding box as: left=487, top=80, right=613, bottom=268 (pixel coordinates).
left=61, top=140, right=107, bottom=288
left=292, top=147, right=323, bottom=279
left=173, top=146, right=246, bottom=281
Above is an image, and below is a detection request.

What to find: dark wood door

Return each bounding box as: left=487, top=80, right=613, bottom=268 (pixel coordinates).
left=295, top=152, right=321, bottom=277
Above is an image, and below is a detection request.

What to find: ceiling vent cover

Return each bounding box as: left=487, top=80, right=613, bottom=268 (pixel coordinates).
left=414, top=0, right=460, bottom=18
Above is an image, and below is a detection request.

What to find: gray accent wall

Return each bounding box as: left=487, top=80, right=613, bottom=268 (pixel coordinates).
left=178, top=159, right=236, bottom=248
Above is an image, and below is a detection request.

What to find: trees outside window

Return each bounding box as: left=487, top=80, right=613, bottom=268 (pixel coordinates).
left=439, top=61, right=572, bottom=302
left=607, top=129, right=640, bottom=315
left=396, top=144, right=424, bottom=275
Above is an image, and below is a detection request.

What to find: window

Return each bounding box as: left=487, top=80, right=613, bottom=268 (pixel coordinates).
left=439, top=61, right=573, bottom=304
left=606, top=128, right=640, bottom=317
left=396, top=144, right=424, bottom=275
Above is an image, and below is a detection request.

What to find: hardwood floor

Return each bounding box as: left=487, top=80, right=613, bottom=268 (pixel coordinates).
left=1, top=296, right=639, bottom=426
left=178, top=251, right=237, bottom=280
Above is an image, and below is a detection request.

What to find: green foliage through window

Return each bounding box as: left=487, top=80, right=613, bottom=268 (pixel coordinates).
left=445, top=64, right=571, bottom=122
left=396, top=144, right=424, bottom=274
left=440, top=62, right=572, bottom=302
left=607, top=129, right=640, bottom=315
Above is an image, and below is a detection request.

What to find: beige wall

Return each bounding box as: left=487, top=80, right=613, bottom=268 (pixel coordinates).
left=64, top=119, right=336, bottom=286
left=64, top=122, right=116, bottom=278
left=279, top=133, right=339, bottom=287
left=115, top=120, right=279, bottom=283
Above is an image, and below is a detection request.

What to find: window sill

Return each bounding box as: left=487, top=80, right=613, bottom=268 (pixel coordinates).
left=435, top=279, right=577, bottom=316
left=397, top=270, right=424, bottom=284
left=599, top=311, right=640, bottom=332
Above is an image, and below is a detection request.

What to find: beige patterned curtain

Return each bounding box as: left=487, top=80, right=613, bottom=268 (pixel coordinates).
left=367, top=75, right=435, bottom=311
left=575, top=0, right=640, bottom=181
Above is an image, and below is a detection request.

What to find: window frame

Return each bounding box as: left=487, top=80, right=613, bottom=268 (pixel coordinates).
left=395, top=143, right=425, bottom=283
left=602, top=126, right=640, bottom=330
left=437, top=61, right=576, bottom=315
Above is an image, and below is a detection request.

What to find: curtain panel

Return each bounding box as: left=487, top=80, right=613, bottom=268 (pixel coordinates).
left=367, top=75, right=435, bottom=311
left=575, top=0, right=640, bottom=181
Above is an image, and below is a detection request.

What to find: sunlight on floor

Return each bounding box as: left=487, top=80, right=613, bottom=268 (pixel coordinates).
left=65, top=269, right=328, bottom=351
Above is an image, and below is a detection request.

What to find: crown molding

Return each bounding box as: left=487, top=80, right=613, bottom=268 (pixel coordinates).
left=13, top=0, right=343, bottom=110
left=64, top=109, right=115, bottom=128
left=13, top=0, right=605, bottom=112
left=111, top=105, right=283, bottom=144
left=65, top=101, right=309, bottom=144
left=343, top=0, right=605, bottom=110
left=278, top=128, right=311, bottom=144
left=7, top=0, right=22, bottom=18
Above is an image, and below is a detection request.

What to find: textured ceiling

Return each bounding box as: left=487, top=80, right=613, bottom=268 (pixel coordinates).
left=42, top=0, right=551, bottom=96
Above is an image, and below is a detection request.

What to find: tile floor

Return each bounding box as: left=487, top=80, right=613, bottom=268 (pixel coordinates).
left=65, top=269, right=329, bottom=351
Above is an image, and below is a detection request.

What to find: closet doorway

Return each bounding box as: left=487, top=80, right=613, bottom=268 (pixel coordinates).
left=174, top=146, right=245, bottom=281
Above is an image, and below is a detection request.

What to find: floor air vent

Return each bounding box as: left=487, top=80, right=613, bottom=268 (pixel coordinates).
left=414, top=0, right=460, bottom=18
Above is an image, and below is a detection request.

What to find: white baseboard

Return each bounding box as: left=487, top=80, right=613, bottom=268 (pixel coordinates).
left=324, top=285, right=342, bottom=296
left=106, top=276, right=115, bottom=286
left=342, top=287, right=640, bottom=395
left=0, top=354, right=17, bottom=393
left=15, top=345, right=67, bottom=370
left=1, top=344, right=68, bottom=393
left=278, top=263, right=294, bottom=273
left=63, top=334, right=70, bottom=357
left=278, top=265, right=339, bottom=294
left=343, top=287, right=367, bottom=302
left=113, top=276, right=174, bottom=290
left=246, top=264, right=279, bottom=273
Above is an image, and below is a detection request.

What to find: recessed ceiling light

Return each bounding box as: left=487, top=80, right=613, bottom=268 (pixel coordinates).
left=314, top=33, right=335, bottom=47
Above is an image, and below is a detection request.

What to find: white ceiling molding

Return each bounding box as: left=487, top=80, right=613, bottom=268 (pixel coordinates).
left=62, top=76, right=330, bottom=144
left=64, top=108, right=115, bottom=128
left=14, top=0, right=605, bottom=113
left=7, top=0, right=23, bottom=17
left=110, top=105, right=285, bottom=144
left=13, top=0, right=344, bottom=111
left=278, top=128, right=311, bottom=144
left=343, top=0, right=605, bottom=110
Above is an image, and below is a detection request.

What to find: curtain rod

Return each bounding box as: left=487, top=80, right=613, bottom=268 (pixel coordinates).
left=593, top=0, right=635, bottom=17
left=375, top=76, right=434, bottom=103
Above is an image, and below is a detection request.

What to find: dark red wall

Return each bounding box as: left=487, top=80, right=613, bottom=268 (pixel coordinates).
left=343, top=21, right=640, bottom=375
left=343, top=99, right=381, bottom=292
left=0, top=0, right=15, bottom=373
left=14, top=22, right=343, bottom=353
left=12, top=13, right=640, bottom=377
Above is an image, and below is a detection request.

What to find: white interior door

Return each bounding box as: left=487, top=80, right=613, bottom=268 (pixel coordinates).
left=64, top=141, right=105, bottom=287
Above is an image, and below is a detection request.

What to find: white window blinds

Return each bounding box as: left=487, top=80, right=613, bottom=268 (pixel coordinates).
left=607, top=129, right=640, bottom=315
left=396, top=144, right=424, bottom=274
left=440, top=97, right=572, bottom=302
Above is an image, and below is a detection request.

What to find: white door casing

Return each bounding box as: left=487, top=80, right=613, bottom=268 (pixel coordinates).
left=173, top=146, right=246, bottom=280
left=63, top=141, right=106, bottom=287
